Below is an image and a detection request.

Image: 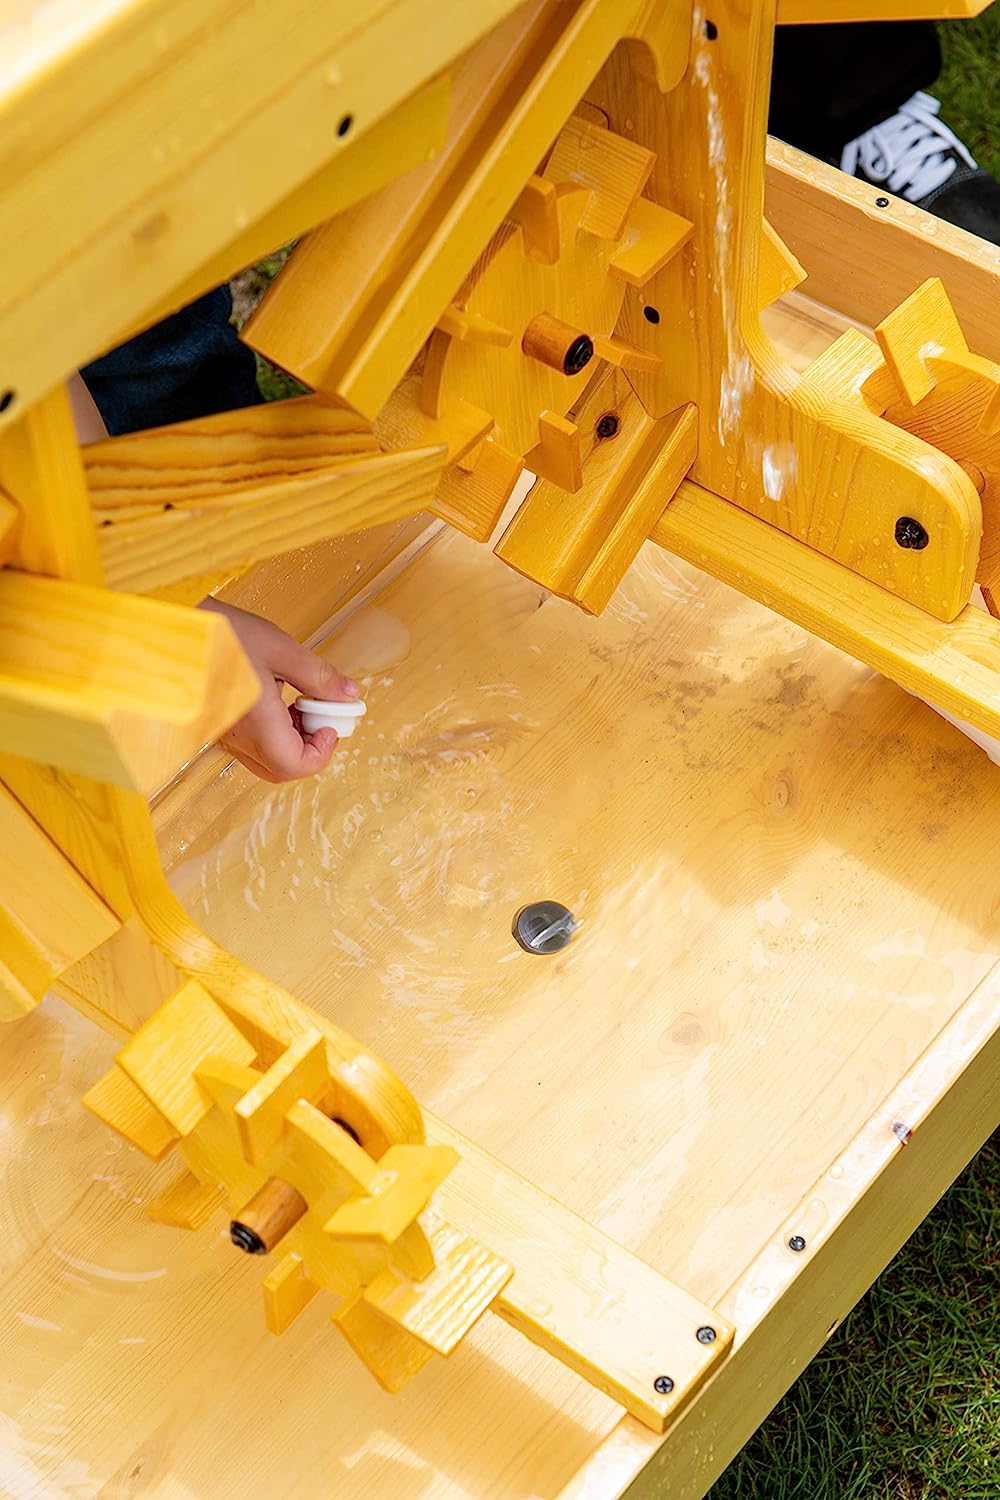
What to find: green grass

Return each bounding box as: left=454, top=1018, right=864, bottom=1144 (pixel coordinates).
left=936, top=11, right=1000, bottom=178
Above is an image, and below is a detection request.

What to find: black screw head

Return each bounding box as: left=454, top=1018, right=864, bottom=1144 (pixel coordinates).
left=704, top=19, right=718, bottom=40
left=875, top=196, right=890, bottom=208
left=643, top=305, right=661, bottom=325
left=653, top=1375, right=675, bottom=1395
left=230, top=1220, right=267, bottom=1255
left=563, top=334, right=594, bottom=376
left=596, top=412, right=620, bottom=440
left=788, top=1234, right=807, bottom=1253
left=0, top=389, right=14, bottom=413
left=894, top=516, right=929, bottom=550
left=513, top=901, right=577, bottom=955
left=696, top=1325, right=717, bottom=1345
left=337, top=114, right=353, bottom=137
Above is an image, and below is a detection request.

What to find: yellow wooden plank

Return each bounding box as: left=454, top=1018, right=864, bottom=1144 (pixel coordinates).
left=431, top=438, right=524, bottom=541
left=592, top=8, right=980, bottom=623
left=358, top=1219, right=512, bottom=1355
left=325, top=1146, right=459, bottom=1244
left=246, top=0, right=662, bottom=419
left=116, top=980, right=257, bottom=1135
left=653, top=480, right=1000, bottom=741
left=765, top=138, right=1000, bottom=361
left=0, top=0, right=527, bottom=421
left=545, top=113, right=654, bottom=242
left=137, top=74, right=453, bottom=331
left=0, top=782, right=119, bottom=1019
left=235, top=1028, right=330, bottom=1167
left=95, top=446, right=445, bottom=594
left=0, top=383, right=102, bottom=581
left=82, top=1064, right=179, bottom=1162
left=0, top=494, right=18, bottom=565
left=262, top=1253, right=320, bottom=1335
left=777, top=0, right=990, bottom=19
left=498, top=377, right=697, bottom=613
left=332, top=1293, right=436, bottom=1392
left=0, top=571, right=259, bottom=791
left=83, top=396, right=379, bottom=512
left=146, top=1168, right=228, bottom=1230
left=432, top=1120, right=733, bottom=1433
left=372, top=380, right=493, bottom=467
left=758, top=218, right=806, bottom=311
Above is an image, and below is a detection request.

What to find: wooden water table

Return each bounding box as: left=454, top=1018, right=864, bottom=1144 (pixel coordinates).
left=1, top=1, right=1000, bottom=1495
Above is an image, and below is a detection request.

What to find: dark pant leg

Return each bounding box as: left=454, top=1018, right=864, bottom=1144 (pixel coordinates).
left=81, top=285, right=261, bottom=436
left=769, top=21, right=941, bottom=159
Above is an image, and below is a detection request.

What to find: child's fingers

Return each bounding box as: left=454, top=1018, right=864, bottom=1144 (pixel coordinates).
left=228, top=698, right=338, bottom=782
left=266, top=634, right=359, bottom=704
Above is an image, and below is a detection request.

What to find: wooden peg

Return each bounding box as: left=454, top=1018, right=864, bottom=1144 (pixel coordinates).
left=507, top=175, right=561, bottom=263
left=525, top=412, right=583, bottom=492
left=231, top=1176, right=309, bottom=1255
left=521, top=313, right=595, bottom=376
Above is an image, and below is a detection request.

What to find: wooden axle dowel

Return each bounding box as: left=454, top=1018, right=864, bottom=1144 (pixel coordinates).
left=521, top=312, right=594, bottom=375
left=231, top=1176, right=308, bottom=1255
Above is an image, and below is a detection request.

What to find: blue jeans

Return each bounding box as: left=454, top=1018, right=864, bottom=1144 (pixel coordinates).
left=81, top=286, right=261, bottom=436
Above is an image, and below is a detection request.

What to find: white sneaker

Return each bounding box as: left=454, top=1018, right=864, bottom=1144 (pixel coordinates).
left=840, top=91, right=977, bottom=204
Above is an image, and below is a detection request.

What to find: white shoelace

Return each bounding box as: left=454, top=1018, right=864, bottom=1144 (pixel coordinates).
left=840, top=91, right=977, bottom=202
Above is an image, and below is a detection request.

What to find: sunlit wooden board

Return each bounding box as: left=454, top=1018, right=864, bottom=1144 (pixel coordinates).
left=2, top=296, right=1000, bottom=1497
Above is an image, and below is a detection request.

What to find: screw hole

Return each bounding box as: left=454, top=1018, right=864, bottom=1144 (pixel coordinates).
left=337, top=114, right=353, bottom=137
left=0, top=389, right=15, bottom=413
left=704, top=19, right=718, bottom=40
left=596, top=412, right=620, bottom=440
left=894, top=516, right=929, bottom=550
left=643, top=306, right=661, bottom=325
left=875, top=196, right=890, bottom=209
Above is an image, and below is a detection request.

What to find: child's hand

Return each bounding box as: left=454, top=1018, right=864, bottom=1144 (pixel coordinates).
left=199, top=599, right=359, bottom=783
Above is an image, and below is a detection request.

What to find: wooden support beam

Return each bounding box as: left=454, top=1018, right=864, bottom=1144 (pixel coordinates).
left=0, top=383, right=102, bottom=582
left=653, top=481, right=1000, bottom=744
left=95, top=445, right=445, bottom=594
left=246, top=0, right=688, bottom=419
left=0, top=783, right=119, bottom=1020
left=137, top=75, right=453, bottom=332
left=765, top=138, right=1000, bottom=360
left=84, top=396, right=379, bottom=512
left=0, top=572, right=260, bottom=790
left=777, top=1, right=990, bottom=19
left=498, top=375, right=697, bottom=612
left=0, top=0, right=528, bottom=422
